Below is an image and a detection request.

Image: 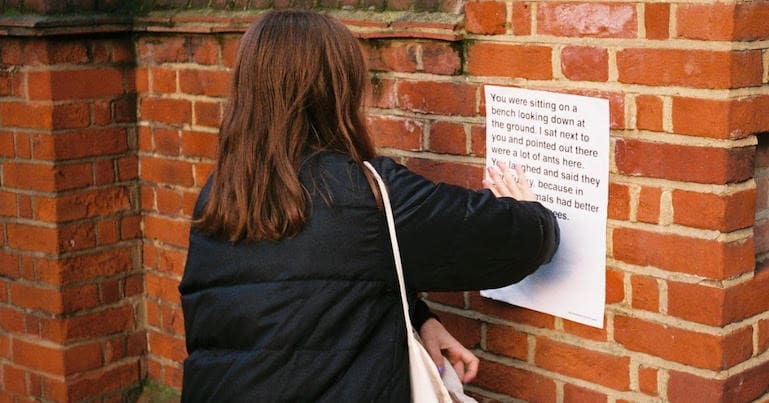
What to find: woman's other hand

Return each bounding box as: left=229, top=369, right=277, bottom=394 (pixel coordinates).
left=483, top=161, right=536, bottom=202
left=418, top=318, right=479, bottom=383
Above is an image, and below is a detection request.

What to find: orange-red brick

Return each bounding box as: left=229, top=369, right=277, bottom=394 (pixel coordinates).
left=367, top=115, right=423, bottom=151
left=617, top=49, right=763, bottom=89
left=630, top=275, right=659, bottom=312
left=467, top=43, right=552, bottom=80
left=140, top=98, right=193, bottom=126
left=612, top=227, right=754, bottom=279
left=635, top=94, right=663, bottom=131
left=636, top=186, right=661, bottom=224
left=475, top=360, right=557, bottom=402
left=644, top=3, right=670, bottom=39
left=676, top=3, right=735, bottom=41
left=668, top=361, right=769, bottom=403
left=511, top=2, right=532, bottom=35
left=614, top=315, right=753, bottom=370
left=672, top=189, right=756, bottom=231
left=535, top=337, right=630, bottom=389
left=486, top=324, right=528, bottom=360
left=614, top=139, right=754, bottom=185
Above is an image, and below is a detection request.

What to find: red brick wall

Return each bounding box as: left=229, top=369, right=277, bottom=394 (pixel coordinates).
left=0, top=33, right=145, bottom=401
left=2, top=2, right=769, bottom=401
left=136, top=31, right=229, bottom=389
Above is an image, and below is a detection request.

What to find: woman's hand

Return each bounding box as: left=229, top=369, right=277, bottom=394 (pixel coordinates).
left=483, top=161, right=536, bottom=201
left=418, top=318, right=479, bottom=383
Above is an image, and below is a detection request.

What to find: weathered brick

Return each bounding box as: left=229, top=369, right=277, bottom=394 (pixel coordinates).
left=465, top=2, right=506, bottom=34
left=421, top=42, right=461, bottom=75
left=138, top=37, right=188, bottom=64
left=538, top=2, right=637, bottom=38
left=560, top=46, right=608, bottom=82
left=733, top=1, right=769, bottom=40
left=34, top=187, right=131, bottom=223
left=367, top=77, right=396, bottom=109
left=32, top=129, right=129, bottom=161
left=189, top=37, right=220, bottom=65
left=179, top=69, right=230, bottom=97
left=372, top=42, right=418, bottom=73
left=398, top=81, right=476, bottom=116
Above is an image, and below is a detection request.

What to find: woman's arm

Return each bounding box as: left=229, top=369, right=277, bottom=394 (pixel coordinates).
left=372, top=157, right=560, bottom=292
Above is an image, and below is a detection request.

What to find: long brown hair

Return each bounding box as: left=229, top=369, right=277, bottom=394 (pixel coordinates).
left=195, top=10, right=377, bottom=242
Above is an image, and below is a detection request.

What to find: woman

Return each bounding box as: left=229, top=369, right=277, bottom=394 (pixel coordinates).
left=179, top=9, right=559, bottom=402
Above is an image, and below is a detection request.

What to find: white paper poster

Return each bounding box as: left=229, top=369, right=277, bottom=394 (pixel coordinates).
left=481, top=85, right=609, bottom=328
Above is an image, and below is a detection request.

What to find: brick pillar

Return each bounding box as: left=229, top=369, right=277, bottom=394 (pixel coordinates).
left=0, top=18, right=144, bottom=402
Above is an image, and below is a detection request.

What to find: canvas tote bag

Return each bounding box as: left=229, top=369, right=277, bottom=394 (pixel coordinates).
left=364, top=162, right=476, bottom=403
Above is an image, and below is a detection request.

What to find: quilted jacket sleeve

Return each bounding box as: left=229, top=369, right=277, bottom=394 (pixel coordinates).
left=372, top=157, right=560, bottom=292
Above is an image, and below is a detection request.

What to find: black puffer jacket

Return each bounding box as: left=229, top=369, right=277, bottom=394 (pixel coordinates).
left=179, top=153, right=559, bottom=402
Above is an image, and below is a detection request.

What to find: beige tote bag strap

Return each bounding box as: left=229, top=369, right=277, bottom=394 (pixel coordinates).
left=363, top=161, right=452, bottom=403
